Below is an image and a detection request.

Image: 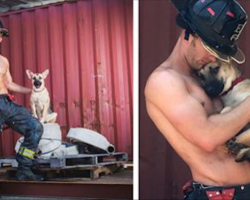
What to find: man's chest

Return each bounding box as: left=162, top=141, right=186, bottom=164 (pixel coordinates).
left=187, top=78, right=223, bottom=115
left=0, top=57, right=7, bottom=75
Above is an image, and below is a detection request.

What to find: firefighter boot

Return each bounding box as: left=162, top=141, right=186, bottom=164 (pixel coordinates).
left=16, top=147, right=43, bottom=181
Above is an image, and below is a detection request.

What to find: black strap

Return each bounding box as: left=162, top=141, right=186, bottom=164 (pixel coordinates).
left=184, top=29, right=190, bottom=40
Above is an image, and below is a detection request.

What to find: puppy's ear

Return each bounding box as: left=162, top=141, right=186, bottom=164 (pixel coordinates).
left=26, top=69, right=34, bottom=79
left=42, top=69, right=49, bottom=79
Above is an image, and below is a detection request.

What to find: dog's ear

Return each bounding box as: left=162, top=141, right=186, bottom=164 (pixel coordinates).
left=42, top=69, right=49, bottom=79
left=26, top=69, right=34, bottom=79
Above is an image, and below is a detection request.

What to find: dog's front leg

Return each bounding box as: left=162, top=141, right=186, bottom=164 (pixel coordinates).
left=40, top=101, right=50, bottom=123
left=31, top=103, right=38, bottom=119
left=228, top=129, right=250, bottom=162
left=235, top=129, right=250, bottom=146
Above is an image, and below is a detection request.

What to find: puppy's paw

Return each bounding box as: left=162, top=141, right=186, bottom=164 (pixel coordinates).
left=226, top=140, right=247, bottom=155
left=220, top=106, right=233, bottom=114
left=235, top=148, right=250, bottom=162
left=32, top=114, right=38, bottom=119
left=40, top=117, right=46, bottom=123
left=45, top=113, right=57, bottom=123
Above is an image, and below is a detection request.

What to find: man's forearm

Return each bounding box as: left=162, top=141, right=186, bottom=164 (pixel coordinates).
left=8, top=82, right=31, bottom=94
left=207, top=97, right=250, bottom=148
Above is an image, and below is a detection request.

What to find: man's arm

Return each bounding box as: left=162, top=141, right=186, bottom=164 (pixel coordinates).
left=4, top=62, right=31, bottom=94
left=145, top=69, right=250, bottom=152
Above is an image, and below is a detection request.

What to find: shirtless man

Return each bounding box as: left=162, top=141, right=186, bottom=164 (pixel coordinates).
left=145, top=0, right=250, bottom=199
left=0, top=20, right=43, bottom=181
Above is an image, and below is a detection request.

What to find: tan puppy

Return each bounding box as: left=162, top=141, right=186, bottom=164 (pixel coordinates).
left=198, top=61, right=250, bottom=162
left=26, top=69, right=57, bottom=123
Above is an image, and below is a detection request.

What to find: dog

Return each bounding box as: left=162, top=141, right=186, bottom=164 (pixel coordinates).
left=198, top=61, right=250, bottom=162
left=26, top=69, right=57, bottom=123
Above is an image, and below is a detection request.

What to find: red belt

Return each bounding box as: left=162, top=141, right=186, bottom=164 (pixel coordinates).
left=206, top=188, right=235, bottom=200
left=7, top=94, right=14, bottom=101
left=183, top=180, right=237, bottom=200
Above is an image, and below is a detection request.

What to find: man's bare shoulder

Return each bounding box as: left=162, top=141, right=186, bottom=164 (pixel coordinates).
left=145, top=65, right=185, bottom=101
left=0, top=55, right=9, bottom=66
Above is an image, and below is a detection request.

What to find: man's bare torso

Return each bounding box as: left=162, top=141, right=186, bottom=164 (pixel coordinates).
left=0, top=55, right=10, bottom=94
left=145, top=62, right=250, bottom=186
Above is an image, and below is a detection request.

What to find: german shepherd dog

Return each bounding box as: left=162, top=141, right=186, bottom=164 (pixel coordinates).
left=26, top=69, right=57, bottom=123
left=198, top=61, right=250, bottom=162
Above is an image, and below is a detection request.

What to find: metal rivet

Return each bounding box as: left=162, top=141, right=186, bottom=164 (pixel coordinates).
left=241, top=186, right=244, bottom=190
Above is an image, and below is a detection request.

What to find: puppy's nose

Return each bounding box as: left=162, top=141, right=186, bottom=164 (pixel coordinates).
left=205, top=86, right=218, bottom=98
left=203, top=78, right=224, bottom=98
left=207, top=87, right=215, bottom=94
left=34, top=80, right=42, bottom=88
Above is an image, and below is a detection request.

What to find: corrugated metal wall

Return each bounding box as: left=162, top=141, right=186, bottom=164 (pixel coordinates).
left=140, top=0, right=250, bottom=199
left=0, top=0, right=133, bottom=158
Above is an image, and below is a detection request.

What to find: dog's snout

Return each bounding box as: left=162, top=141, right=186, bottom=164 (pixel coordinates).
left=204, top=80, right=224, bottom=98
left=206, top=86, right=216, bottom=96
left=34, top=80, right=42, bottom=88
left=205, top=86, right=221, bottom=98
